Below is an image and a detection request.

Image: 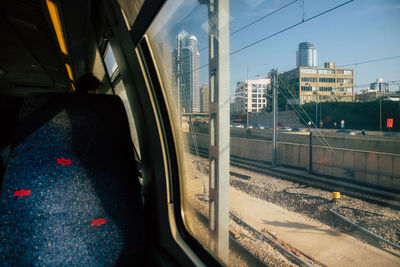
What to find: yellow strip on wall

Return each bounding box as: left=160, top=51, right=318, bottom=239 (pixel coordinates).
left=46, top=0, right=68, bottom=55
left=65, top=64, right=74, bottom=81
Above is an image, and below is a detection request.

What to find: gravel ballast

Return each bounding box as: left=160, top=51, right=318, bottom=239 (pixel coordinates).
left=183, top=153, right=400, bottom=265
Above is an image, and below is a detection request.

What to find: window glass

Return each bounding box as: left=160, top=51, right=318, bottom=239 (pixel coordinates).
left=146, top=0, right=400, bottom=266
left=118, top=0, right=144, bottom=27
left=319, top=69, right=335, bottom=74
left=104, top=44, right=119, bottom=80
left=104, top=44, right=141, bottom=158
left=114, top=80, right=141, bottom=158
left=300, top=68, right=317, bottom=74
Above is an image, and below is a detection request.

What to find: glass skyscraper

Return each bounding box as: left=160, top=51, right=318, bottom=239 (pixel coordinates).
left=174, top=30, right=200, bottom=113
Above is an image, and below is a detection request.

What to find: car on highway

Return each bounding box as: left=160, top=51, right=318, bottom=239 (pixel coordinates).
left=280, top=127, right=292, bottom=132
left=232, top=123, right=245, bottom=128
left=292, top=128, right=308, bottom=132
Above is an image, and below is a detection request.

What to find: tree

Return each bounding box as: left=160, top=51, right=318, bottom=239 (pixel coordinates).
left=277, top=73, right=299, bottom=111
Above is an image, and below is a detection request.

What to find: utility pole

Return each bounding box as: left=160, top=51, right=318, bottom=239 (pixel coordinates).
left=320, top=101, right=322, bottom=127
left=379, top=97, right=382, bottom=135
left=246, top=67, right=249, bottom=128
left=272, top=69, right=278, bottom=167
left=315, top=100, right=318, bottom=128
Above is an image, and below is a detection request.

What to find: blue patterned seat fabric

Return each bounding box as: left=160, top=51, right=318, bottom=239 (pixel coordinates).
left=0, top=93, right=145, bottom=266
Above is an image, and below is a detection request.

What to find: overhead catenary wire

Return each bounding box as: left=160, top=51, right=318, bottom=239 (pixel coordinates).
left=230, top=0, right=354, bottom=55
left=230, top=0, right=298, bottom=36
left=199, top=0, right=298, bottom=52
left=191, top=0, right=355, bottom=76
left=337, top=55, right=400, bottom=67
left=276, top=74, right=334, bottom=152
left=354, top=80, right=400, bottom=88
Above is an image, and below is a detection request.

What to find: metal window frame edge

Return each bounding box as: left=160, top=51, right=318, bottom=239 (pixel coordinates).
left=136, top=36, right=224, bottom=267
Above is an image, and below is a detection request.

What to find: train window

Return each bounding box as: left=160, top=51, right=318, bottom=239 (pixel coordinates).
left=114, top=79, right=141, bottom=159
left=104, top=43, right=119, bottom=82
left=102, top=42, right=141, bottom=158
left=147, top=0, right=218, bottom=261
left=147, top=0, right=400, bottom=266
left=118, top=0, right=145, bottom=27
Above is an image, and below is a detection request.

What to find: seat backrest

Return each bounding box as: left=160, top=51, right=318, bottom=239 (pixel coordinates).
left=0, top=93, right=145, bottom=266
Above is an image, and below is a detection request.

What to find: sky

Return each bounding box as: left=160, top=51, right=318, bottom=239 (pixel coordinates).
left=149, top=0, right=400, bottom=95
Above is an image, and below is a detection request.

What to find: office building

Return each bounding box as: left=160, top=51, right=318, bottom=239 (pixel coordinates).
left=234, top=78, right=270, bottom=113
left=173, top=31, right=200, bottom=113
left=282, top=61, right=354, bottom=104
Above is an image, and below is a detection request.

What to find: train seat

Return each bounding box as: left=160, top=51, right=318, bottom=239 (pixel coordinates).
left=0, top=93, right=145, bottom=266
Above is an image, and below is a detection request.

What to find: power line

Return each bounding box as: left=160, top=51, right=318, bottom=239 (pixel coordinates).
left=276, top=74, right=334, bottom=151
left=231, top=0, right=298, bottom=36
left=355, top=80, right=400, bottom=88
left=199, top=0, right=298, bottom=52
left=184, top=1, right=354, bottom=79
left=337, top=56, right=400, bottom=67
left=230, top=0, right=354, bottom=55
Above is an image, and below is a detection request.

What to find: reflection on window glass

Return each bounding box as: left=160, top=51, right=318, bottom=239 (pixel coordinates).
left=104, top=44, right=119, bottom=79
left=147, top=0, right=400, bottom=266
left=114, top=79, right=141, bottom=159
left=103, top=44, right=139, bottom=151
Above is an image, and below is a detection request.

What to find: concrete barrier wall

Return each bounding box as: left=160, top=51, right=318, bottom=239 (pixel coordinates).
left=229, top=128, right=400, bottom=154
left=187, top=133, right=400, bottom=190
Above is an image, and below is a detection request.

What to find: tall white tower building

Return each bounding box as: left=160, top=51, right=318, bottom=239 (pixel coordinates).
left=297, top=42, right=317, bottom=67
left=173, top=31, right=200, bottom=113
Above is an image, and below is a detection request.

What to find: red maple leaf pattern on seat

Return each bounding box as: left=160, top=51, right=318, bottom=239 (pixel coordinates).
left=56, top=158, right=71, bottom=166
left=13, top=189, right=31, bottom=197
left=91, top=218, right=106, bottom=226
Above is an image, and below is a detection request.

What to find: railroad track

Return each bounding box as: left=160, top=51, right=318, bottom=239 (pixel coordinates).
left=188, top=146, right=400, bottom=209
left=189, top=205, right=268, bottom=266
left=189, top=204, right=321, bottom=266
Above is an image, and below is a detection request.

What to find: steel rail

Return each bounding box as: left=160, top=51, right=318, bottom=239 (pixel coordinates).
left=230, top=212, right=312, bottom=267
left=187, top=145, right=400, bottom=209
left=329, top=209, right=400, bottom=251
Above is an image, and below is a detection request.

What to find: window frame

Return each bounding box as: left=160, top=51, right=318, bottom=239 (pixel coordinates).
left=96, top=1, right=222, bottom=265
left=137, top=36, right=224, bottom=267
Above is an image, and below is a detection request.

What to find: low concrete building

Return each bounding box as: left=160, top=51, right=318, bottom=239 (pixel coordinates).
left=370, top=78, right=389, bottom=93
left=282, top=62, right=354, bottom=104
left=355, top=88, right=400, bottom=102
